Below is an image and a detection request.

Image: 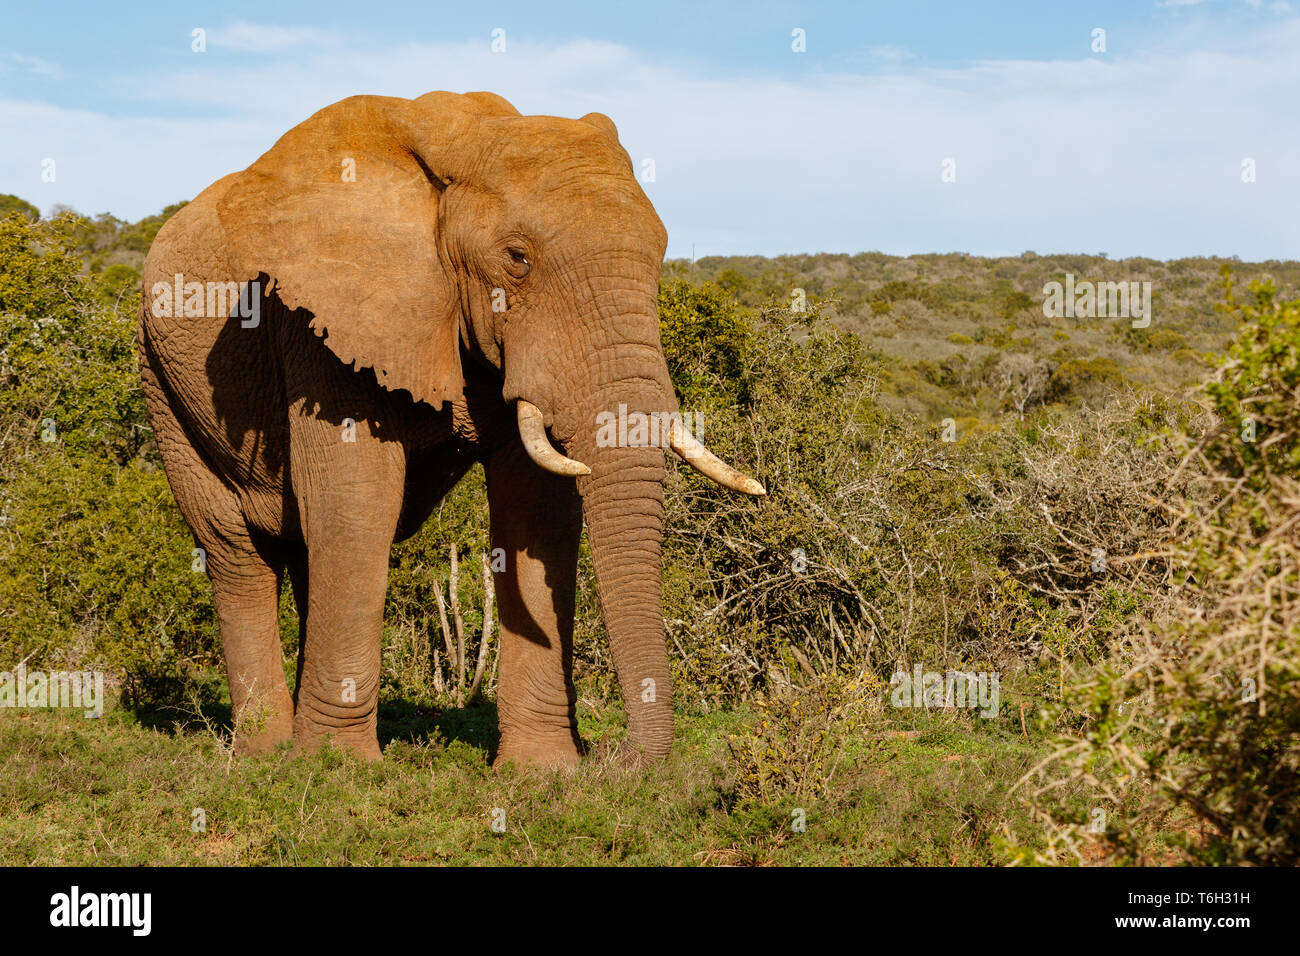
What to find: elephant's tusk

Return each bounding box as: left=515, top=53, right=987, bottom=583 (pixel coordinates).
left=517, top=401, right=591, bottom=477
left=667, top=419, right=766, bottom=496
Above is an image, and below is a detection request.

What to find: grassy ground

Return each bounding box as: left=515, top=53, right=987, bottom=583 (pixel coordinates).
left=0, top=687, right=1077, bottom=866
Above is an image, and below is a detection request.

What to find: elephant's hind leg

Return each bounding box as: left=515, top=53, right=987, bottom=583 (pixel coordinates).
left=204, top=530, right=295, bottom=754
left=166, top=476, right=295, bottom=754
left=140, top=331, right=295, bottom=753
left=148, top=428, right=292, bottom=753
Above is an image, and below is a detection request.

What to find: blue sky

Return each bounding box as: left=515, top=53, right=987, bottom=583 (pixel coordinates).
left=2, top=0, right=1297, bottom=259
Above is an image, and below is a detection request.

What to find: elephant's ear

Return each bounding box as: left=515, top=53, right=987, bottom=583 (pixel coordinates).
left=218, top=93, right=486, bottom=409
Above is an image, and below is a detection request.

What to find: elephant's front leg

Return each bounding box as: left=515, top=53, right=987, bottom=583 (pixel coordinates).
left=290, top=413, right=405, bottom=761
left=485, top=439, right=584, bottom=768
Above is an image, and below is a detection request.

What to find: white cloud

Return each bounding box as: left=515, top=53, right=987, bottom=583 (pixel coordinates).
left=1, top=52, right=59, bottom=76
left=838, top=44, right=917, bottom=68
left=208, top=21, right=343, bottom=53
left=2, top=21, right=1298, bottom=260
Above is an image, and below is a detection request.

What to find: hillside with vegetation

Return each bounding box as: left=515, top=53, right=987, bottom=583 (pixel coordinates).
left=1, top=195, right=1296, bottom=865
left=673, top=251, right=1300, bottom=425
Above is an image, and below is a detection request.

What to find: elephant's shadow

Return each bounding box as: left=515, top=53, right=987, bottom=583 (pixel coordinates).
left=130, top=696, right=502, bottom=763
left=376, top=697, right=502, bottom=760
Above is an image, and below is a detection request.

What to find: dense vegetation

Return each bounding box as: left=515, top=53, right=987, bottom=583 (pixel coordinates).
left=1, top=194, right=1295, bottom=865
left=676, top=251, right=1300, bottom=424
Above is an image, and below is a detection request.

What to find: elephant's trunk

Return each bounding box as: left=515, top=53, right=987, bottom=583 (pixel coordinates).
left=543, top=344, right=675, bottom=759
left=575, top=438, right=675, bottom=760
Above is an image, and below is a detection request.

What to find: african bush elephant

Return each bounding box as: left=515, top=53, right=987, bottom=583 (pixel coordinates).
left=138, top=90, right=763, bottom=768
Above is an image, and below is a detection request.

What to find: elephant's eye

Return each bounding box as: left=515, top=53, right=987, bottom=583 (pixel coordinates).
left=505, top=247, right=531, bottom=279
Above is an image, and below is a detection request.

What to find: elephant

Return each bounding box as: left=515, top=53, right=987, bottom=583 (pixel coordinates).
left=137, top=90, right=764, bottom=768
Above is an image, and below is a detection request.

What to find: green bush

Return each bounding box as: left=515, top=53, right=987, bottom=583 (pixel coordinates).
left=1046, top=356, right=1123, bottom=403
left=641, top=280, right=1165, bottom=707
left=1205, top=268, right=1300, bottom=486
left=1146, top=328, right=1187, bottom=351
left=658, top=279, right=754, bottom=406
left=0, top=211, right=211, bottom=703
left=0, top=212, right=149, bottom=464
left=0, top=452, right=219, bottom=703
left=0, top=194, right=39, bottom=222
left=1027, top=273, right=1300, bottom=865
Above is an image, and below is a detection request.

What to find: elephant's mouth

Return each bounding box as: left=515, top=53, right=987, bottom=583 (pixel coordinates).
left=513, top=399, right=765, bottom=496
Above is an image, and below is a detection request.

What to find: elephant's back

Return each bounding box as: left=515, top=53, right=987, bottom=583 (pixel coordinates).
left=139, top=174, right=293, bottom=535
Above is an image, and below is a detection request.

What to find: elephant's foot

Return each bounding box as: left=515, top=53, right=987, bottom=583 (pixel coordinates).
left=291, top=730, right=384, bottom=762
left=230, top=694, right=295, bottom=756
left=493, top=731, right=583, bottom=770
left=292, top=712, right=383, bottom=762
left=234, top=715, right=294, bottom=756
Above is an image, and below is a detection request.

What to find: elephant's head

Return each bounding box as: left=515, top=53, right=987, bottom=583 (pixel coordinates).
left=217, top=91, right=762, bottom=759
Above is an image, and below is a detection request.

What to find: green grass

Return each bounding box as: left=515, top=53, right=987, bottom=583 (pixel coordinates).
left=0, top=690, right=1067, bottom=866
